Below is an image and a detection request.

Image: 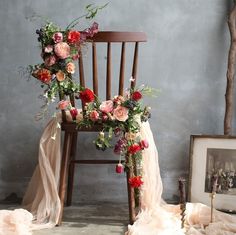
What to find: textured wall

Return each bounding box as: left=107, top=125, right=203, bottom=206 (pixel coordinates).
left=0, top=0, right=232, bottom=203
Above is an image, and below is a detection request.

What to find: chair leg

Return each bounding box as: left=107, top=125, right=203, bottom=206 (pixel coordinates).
left=126, top=169, right=136, bottom=225
left=66, top=132, right=78, bottom=206
left=57, top=132, right=73, bottom=225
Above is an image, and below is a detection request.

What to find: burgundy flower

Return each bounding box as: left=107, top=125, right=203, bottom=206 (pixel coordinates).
left=116, top=163, right=124, bottom=174
left=114, top=138, right=127, bottom=155
left=129, top=176, right=143, bottom=188
left=140, top=139, right=149, bottom=149
left=79, top=88, right=95, bottom=103
left=127, top=144, right=142, bottom=155
left=131, top=91, right=142, bottom=101
left=70, top=108, right=78, bottom=120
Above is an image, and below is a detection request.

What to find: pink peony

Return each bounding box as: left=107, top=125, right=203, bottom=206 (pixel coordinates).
left=54, top=42, right=70, bottom=59
left=44, top=45, right=53, bottom=53
left=99, top=100, right=113, bottom=113
left=89, top=110, right=99, bottom=121
left=58, top=100, right=71, bottom=110
left=52, top=32, right=63, bottom=43
left=66, top=62, right=75, bottom=74
left=113, top=105, right=129, bottom=122
left=44, top=55, right=57, bottom=67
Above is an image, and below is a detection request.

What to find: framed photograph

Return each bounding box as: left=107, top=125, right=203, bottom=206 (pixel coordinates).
left=188, top=135, right=236, bottom=212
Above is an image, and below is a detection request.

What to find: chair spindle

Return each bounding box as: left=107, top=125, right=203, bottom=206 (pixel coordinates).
left=106, top=42, right=112, bottom=100
left=92, top=42, right=98, bottom=96
left=131, top=42, right=139, bottom=89
left=119, top=42, right=126, bottom=96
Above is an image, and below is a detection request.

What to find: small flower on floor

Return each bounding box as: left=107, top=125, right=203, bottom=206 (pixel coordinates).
left=129, top=176, right=143, bottom=188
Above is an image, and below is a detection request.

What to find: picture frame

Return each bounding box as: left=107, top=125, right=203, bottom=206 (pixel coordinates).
left=188, top=135, right=236, bottom=212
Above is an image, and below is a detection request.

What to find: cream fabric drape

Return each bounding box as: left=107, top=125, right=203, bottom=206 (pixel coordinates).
left=1, top=115, right=236, bottom=235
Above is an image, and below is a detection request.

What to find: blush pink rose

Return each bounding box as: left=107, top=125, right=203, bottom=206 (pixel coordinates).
left=66, top=62, right=75, bottom=74
left=89, top=110, right=99, bottom=121
left=54, top=42, right=70, bottom=59
left=113, top=105, right=129, bottom=122
left=58, top=100, right=71, bottom=110
left=99, top=100, right=114, bottom=113
left=44, top=55, right=57, bottom=67
left=52, top=32, right=63, bottom=43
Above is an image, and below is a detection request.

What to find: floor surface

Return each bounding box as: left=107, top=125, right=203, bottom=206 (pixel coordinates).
left=0, top=203, right=128, bottom=235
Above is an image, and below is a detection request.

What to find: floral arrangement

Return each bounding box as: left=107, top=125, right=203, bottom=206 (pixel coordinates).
left=27, top=5, right=154, bottom=190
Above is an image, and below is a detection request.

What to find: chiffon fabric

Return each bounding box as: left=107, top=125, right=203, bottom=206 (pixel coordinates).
left=1, top=112, right=236, bottom=235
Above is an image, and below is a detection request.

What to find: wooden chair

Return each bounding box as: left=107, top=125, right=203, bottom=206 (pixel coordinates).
left=57, top=31, right=147, bottom=225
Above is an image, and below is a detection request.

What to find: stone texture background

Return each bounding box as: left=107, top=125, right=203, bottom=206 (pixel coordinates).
left=0, top=0, right=233, bottom=203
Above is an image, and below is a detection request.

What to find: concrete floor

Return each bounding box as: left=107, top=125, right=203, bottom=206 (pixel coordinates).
left=0, top=203, right=128, bottom=235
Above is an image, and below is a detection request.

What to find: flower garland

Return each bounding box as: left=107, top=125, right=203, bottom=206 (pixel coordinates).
left=27, top=6, right=154, bottom=191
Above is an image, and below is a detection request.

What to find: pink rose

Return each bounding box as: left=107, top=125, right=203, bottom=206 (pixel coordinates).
left=113, top=105, right=129, bottom=122
left=44, top=45, right=53, bottom=53
left=44, top=55, right=56, bottom=67
left=89, top=110, right=99, bottom=121
left=66, top=62, right=75, bottom=74
left=58, top=100, right=71, bottom=110
left=99, top=100, right=113, bottom=113
left=52, top=32, right=63, bottom=43
left=54, top=42, right=70, bottom=59
left=140, top=139, right=149, bottom=149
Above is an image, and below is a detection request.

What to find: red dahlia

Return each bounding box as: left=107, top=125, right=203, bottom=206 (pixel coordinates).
left=131, top=91, right=142, bottom=101
left=67, top=31, right=81, bottom=44
left=36, top=68, right=51, bottom=84
left=129, top=176, right=143, bottom=188
left=127, top=144, right=142, bottom=155
left=79, top=88, right=95, bottom=103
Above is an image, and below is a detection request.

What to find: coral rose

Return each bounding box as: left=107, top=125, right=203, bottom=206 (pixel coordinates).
left=56, top=70, right=65, bottom=82
left=127, top=144, right=142, bottom=155
left=79, top=88, right=95, bottom=103
left=99, top=100, right=113, bottom=113
left=67, top=31, right=80, bottom=44
left=54, top=42, right=70, bottom=59
left=52, top=32, right=63, bottom=43
left=36, top=68, right=51, bottom=84
left=113, top=105, right=129, bottom=122
left=113, top=95, right=125, bottom=105
left=89, top=110, right=99, bottom=122
left=66, top=62, right=75, bottom=74
left=44, top=55, right=56, bottom=67
left=129, top=176, right=143, bottom=188
left=131, top=91, right=142, bottom=101
left=58, top=100, right=70, bottom=110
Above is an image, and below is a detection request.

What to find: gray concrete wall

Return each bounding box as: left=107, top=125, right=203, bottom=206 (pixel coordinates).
left=0, top=0, right=232, bottom=203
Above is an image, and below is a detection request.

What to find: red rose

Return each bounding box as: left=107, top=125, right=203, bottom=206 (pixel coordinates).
left=70, top=108, right=78, bottom=120
left=127, top=144, right=142, bottom=155
left=67, top=31, right=81, bottom=44
left=79, top=88, right=95, bottom=103
left=131, top=91, right=142, bottom=101
left=129, top=176, right=143, bottom=188
left=116, top=163, right=124, bottom=174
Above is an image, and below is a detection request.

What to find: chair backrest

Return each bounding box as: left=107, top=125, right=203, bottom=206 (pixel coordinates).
left=62, top=31, right=147, bottom=122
